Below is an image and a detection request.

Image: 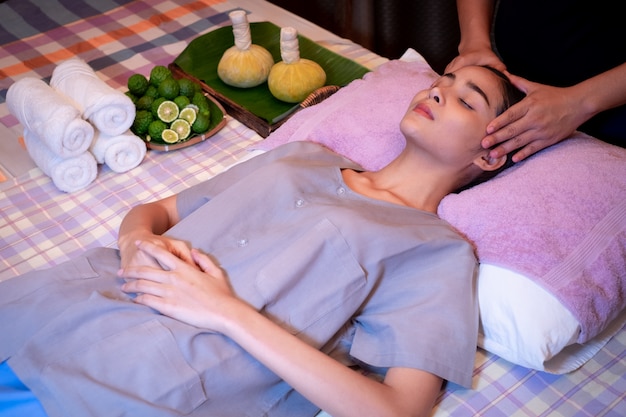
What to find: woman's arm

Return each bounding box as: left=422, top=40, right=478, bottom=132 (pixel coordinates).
left=120, top=241, right=443, bottom=417
left=446, top=0, right=503, bottom=73
left=117, top=195, right=193, bottom=268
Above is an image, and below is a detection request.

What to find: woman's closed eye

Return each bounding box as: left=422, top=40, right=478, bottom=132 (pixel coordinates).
left=459, top=98, right=474, bottom=110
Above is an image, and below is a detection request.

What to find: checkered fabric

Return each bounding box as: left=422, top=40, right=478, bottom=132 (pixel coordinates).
left=0, top=1, right=624, bottom=416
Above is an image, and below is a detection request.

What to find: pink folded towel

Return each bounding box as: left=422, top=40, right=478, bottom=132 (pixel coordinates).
left=439, top=135, right=626, bottom=342
left=255, top=59, right=437, bottom=171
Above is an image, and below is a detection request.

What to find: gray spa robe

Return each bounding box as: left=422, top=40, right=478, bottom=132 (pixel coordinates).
left=0, top=142, right=478, bottom=417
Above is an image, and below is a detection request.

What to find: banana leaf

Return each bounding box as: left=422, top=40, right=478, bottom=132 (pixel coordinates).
left=172, top=21, right=370, bottom=131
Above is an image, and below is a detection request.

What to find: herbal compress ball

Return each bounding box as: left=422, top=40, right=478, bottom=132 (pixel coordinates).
left=217, top=10, right=274, bottom=88
left=268, top=27, right=326, bottom=103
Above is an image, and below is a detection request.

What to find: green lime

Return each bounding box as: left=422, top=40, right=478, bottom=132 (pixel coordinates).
left=174, top=95, right=191, bottom=109
left=150, top=97, right=167, bottom=118
left=178, top=78, right=198, bottom=98
left=149, top=65, right=172, bottom=86
left=157, top=100, right=179, bottom=123
left=127, top=73, right=149, bottom=96
left=147, top=120, right=167, bottom=141
left=144, top=85, right=159, bottom=99
left=161, top=128, right=179, bottom=144
left=192, top=92, right=211, bottom=117
left=131, top=110, right=153, bottom=136
left=135, top=95, right=154, bottom=111
left=179, top=107, right=197, bottom=125
left=171, top=119, right=191, bottom=140
left=191, top=113, right=210, bottom=134
left=125, top=91, right=137, bottom=104
left=157, top=78, right=180, bottom=100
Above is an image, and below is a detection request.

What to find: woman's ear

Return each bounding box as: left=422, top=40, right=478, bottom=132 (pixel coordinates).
left=473, top=153, right=507, bottom=172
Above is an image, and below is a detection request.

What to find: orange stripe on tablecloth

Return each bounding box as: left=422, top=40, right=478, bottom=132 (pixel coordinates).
left=0, top=0, right=226, bottom=79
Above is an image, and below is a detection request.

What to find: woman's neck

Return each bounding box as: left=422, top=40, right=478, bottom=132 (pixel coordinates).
left=342, top=154, right=458, bottom=213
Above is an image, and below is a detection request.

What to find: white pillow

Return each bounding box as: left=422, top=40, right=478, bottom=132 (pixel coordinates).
left=253, top=50, right=626, bottom=372
left=478, top=263, right=626, bottom=372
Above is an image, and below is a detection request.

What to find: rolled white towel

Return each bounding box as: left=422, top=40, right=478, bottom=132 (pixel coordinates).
left=90, top=130, right=147, bottom=173
left=24, top=129, right=98, bottom=193
left=6, top=77, right=94, bottom=158
left=51, top=58, right=135, bottom=136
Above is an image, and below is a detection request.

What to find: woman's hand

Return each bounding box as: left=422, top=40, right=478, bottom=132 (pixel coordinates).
left=481, top=74, right=585, bottom=162
left=119, top=234, right=194, bottom=270
left=119, top=241, right=238, bottom=332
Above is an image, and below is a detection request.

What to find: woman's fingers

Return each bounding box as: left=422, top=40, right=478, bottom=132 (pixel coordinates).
left=191, top=248, right=222, bottom=275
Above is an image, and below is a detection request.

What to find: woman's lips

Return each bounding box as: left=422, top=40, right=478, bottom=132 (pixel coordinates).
left=413, top=103, right=433, bottom=120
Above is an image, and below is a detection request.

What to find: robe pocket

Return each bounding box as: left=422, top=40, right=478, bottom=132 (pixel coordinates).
left=60, top=247, right=121, bottom=281
left=40, top=318, right=207, bottom=415
left=255, top=218, right=366, bottom=345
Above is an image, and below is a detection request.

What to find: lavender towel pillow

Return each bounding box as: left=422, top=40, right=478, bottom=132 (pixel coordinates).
left=439, top=134, right=626, bottom=344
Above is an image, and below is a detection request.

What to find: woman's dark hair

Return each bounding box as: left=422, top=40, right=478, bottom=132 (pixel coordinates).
left=458, top=65, right=526, bottom=191
left=482, top=65, right=526, bottom=117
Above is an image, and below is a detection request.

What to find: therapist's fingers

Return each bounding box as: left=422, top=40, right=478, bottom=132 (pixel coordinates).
left=482, top=103, right=529, bottom=148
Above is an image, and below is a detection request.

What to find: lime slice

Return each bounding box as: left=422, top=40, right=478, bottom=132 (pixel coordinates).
left=157, top=100, right=179, bottom=123
left=179, top=107, right=197, bottom=125
left=161, top=128, right=179, bottom=144
left=170, top=119, right=191, bottom=140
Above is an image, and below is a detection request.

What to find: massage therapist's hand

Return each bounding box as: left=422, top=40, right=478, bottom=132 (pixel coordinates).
left=482, top=73, right=586, bottom=162
left=119, top=240, right=240, bottom=332
left=445, top=47, right=506, bottom=74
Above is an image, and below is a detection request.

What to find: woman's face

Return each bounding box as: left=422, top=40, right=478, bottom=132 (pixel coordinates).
left=400, top=66, right=504, bottom=166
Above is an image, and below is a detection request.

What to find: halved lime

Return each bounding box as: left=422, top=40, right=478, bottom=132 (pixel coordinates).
left=179, top=107, right=197, bottom=125
left=157, top=100, right=179, bottom=123
left=170, top=119, right=191, bottom=140
left=161, top=128, right=179, bottom=144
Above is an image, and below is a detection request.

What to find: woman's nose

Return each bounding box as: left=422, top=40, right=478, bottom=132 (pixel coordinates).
left=429, top=87, right=442, bottom=104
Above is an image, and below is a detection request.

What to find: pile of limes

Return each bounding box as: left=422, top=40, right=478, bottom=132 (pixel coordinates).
left=127, top=65, right=212, bottom=144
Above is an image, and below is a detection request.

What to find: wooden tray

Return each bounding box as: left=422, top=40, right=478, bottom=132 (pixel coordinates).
left=170, top=21, right=370, bottom=137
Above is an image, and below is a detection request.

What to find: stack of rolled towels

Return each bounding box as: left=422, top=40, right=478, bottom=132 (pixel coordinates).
left=6, top=58, right=146, bottom=192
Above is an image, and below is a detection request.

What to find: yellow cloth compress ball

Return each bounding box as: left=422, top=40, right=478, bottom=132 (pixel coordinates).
left=268, top=27, right=326, bottom=103
left=217, top=10, right=274, bottom=88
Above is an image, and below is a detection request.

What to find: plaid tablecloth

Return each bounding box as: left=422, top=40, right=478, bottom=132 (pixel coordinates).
left=0, top=0, right=383, bottom=279
left=0, top=1, right=624, bottom=416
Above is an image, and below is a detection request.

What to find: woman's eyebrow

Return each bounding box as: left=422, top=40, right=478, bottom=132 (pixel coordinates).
left=467, top=81, right=490, bottom=107
left=442, top=72, right=490, bottom=107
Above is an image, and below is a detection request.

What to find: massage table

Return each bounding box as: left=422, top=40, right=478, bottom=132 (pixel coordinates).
left=0, top=1, right=624, bottom=415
